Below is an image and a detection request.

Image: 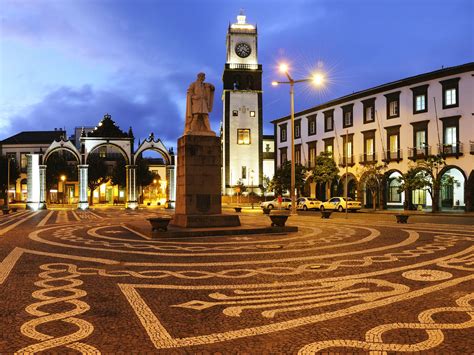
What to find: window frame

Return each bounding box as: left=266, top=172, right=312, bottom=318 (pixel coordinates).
left=307, top=141, right=317, bottom=168
left=384, top=91, right=401, bottom=119
left=279, top=123, right=287, bottom=143
left=410, top=84, right=429, bottom=114
left=307, top=114, right=317, bottom=136
left=323, top=109, right=334, bottom=132
left=440, top=77, right=460, bottom=109
left=362, top=98, right=376, bottom=124
left=294, top=119, right=301, bottom=139
left=279, top=147, right=288, bottom=166
left=237, top=128, right=251, bottom=145
left=341, top=104, right=354, bottom=128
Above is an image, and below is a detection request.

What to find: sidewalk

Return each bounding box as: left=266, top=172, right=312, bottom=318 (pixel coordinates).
left=359, top=208, right=474, bottom=218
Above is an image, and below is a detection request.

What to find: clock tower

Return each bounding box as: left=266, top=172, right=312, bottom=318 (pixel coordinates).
left=222, top=12, right=263, bottom=195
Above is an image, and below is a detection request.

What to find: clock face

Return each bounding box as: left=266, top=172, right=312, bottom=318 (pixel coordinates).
left=235, top=42, right=251, bottom=58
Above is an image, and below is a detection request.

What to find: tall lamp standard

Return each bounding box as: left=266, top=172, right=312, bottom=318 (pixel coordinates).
left=6, top=156, right=13, bottom=210
left=272, top=64, right=325, bottom=215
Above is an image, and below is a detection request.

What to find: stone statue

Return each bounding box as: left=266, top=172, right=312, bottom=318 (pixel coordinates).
left=184, top=72, right=215, bottom=136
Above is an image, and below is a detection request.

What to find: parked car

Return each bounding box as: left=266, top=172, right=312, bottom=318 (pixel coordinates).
left=320, top=197, right=362, bottom=212
left=297, top=197, right=323, bottom=211
left=260, top=197, right=292, bottom=210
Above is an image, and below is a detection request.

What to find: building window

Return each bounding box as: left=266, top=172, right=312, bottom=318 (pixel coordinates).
left=250, top=110, right=256, bottom=117
left=341, top=134, right=354, bottom=166
left=362, top=98, right=375, bottom=123
left=342, top=104, right=354, bottom=128
left=323, top=109, right=334, bottom=132
left=99, top=146, right=107, bottom=158
left=410, top=119, right=430, bottom=158
left=385, top=91, right=400, bottom=119
left=440, top=78, right=460, bottom=109
left=415, top=130, right=426, bottom=149
left=237, top=129, right=251, bottom=145
left=279, top=147, right=288, bottom=165
left=388, top=179, right=402, bottom=203
left=233, top=110, right=238, bottom=116
left=295, top=144, right=301, bottom=165
left=294, top=119, right=301, bottom=139
left=6, top=152, right=16, bottom=162
left=242, top=166, right=247, bottom=179
left=307, top=114, right=316, bottom=136
left=308, top=141, right=317, bottom=168
left=411, top=84, right=428, bottom=114
left=323, top=138, right=334, bottom=157
left=440, top=115, right=461, bottom=155
left=280, top=124, right=287, bottom=142
left=385, top=124, right=401, bottom=161
left=20, top=153, right=28, bottom=171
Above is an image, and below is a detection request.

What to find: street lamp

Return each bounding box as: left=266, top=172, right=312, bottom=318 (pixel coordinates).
left=250, top=169, right=255, bottom=209
left=60, top=175, right=66, bottom=206
left=6, top=156, right=14, bottom=210
left=272, top=63, right=325, bottom=215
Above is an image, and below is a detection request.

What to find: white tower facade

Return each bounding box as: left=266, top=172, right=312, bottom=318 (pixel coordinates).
left=222, top=13, right=263, bottom=195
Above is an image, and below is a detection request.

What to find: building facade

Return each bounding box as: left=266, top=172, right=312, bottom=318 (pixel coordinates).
left=221, top=12, right=272, bottom=195
left=272, top=63, right=474, bottom=211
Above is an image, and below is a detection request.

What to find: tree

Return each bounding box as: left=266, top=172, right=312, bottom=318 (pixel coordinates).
left=109, top=155, right=126, bottom=188
left=45, top=152, right=77, bottom=203
left=357, top=163, right=387, bottom=210
left=234, top=178, right=246, bottom=205
left=0, top=156, right=20, bottom=203
left=87, top=154, right=109, bottom=205
left=269, top=161, right=307, bottom=197
left=307, top=152, right=339, bottom=199
left=262, top=175, right=271, bottom=201
left=397, top=155, right=447, bottom=212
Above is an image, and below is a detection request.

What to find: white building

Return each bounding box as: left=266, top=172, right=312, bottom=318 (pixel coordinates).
left=272, top=62, right=474, bottom=211
left=221, top=12, right=274, bottom=195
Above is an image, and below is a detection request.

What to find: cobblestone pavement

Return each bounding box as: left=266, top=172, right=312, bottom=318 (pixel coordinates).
left=0, top=208, right=473, bottom=354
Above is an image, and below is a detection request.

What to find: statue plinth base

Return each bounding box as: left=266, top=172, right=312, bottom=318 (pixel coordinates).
left=171, top=134, right=240, bottom=228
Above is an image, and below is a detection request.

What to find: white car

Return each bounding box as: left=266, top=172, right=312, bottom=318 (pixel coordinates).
left=260, top=197, right=292, bottom=210
left=320, top=197, right=362, bottom=212
left=297, top=197, right=323, bottom=211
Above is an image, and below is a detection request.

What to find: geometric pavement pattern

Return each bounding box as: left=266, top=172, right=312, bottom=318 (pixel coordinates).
left=0, top=209, right=473, bottom=354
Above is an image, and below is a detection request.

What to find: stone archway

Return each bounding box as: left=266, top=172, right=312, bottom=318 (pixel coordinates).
left=438, top=165, right=467, bottom=211
left=134, top=135, right=176, bottom=208
left=467, top=170, right=474, bottom=212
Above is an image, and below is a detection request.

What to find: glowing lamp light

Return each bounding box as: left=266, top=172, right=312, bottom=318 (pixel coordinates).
left=312, top=72, right=325, bottom=86
left=271, top=81, right=279, bottom=86
left=278, top=63, right=289, bottom=73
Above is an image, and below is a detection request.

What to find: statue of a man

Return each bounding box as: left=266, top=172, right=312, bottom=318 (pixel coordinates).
left=184, top=72, right=215, bottom=135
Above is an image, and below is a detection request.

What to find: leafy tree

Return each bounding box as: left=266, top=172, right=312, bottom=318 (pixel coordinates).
left=234, top=178, right=247, bottom=204
left=136, top=158, right=155, bottom=187
left=262, top=175, right=271, bottom=201
left=397, top=155, right=447, bottom=212
left=307, top=152, right=339, bottom=199
left=110, top=155, right=127, bottom=188
left=357, top=163, right=387, bottom=210
left=0, top=156, right=20, bottom=203
left=270, top=161, right=307, bottom=197
left=87, top=154, right=109, bottom=205
left=45, top=152, right=77, bottom=203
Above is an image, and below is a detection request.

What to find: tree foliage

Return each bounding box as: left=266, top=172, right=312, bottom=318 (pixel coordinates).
left=87, top=154, right=109, bottom=205
left=45, top=152, right=77, bottom=192
left=0, top=156, right=20, bottom=201
left=269, top=161, right=307, bottom=196
left=397, top=155, right=447, bottom=212
left=357, top=162, right=387, bottom=210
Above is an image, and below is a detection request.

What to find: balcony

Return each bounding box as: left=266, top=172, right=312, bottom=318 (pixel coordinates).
left=382, top=149, right=403, bottom=163
left=438, top=142, right=463, bottom=158
left=470, top=141, right=474, bottom=155
left=339, top=155, right=355, bottom=167
left=359, top=153, right=377, bottom=165
left=225, top=63, right=261, bottom=70
left=408, top=146, right=431, bottom=160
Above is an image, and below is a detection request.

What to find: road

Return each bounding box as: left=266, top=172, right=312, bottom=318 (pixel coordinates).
left=1, top=208, right=473, bottom=354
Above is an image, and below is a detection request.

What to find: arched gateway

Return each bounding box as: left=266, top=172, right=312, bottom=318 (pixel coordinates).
left=26, top=114, right=175, bottom=210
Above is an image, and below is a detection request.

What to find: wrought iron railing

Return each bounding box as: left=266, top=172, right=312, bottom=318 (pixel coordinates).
left=470, top=141, right=474, bottom=155
left=382, top=149, right=403, bottom=162
left=438, top=142, right=463, bottom=157
left=338, top=155, right=354, bottom=167
left=408, top=146, right=431, bottom=160
left=359, top=153, right=377, bottom=164
left=226, top=63, right=261, bottom=70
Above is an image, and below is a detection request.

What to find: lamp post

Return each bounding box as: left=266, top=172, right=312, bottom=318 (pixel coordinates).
left=272, top=64, right=325, bottom=215
left=60, top=175, right=66, bottom=207
left=6, top=156, right=13, bottom=210
left=250, top=169, right=255, bottom=209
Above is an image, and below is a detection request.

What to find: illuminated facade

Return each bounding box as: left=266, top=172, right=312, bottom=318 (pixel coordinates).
left=221, top=12, right=274, bottom=195
left=272, top=62, right=474, bottom=211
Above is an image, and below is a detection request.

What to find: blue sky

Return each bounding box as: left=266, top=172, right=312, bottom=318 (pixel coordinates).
left=1, top=0, right=473, bottom=149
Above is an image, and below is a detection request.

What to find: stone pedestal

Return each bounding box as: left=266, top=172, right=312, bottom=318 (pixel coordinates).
left=172, top=135, right=240, bottom=228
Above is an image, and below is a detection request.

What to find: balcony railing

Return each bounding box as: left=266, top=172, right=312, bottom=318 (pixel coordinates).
left=470, top=141, right=474, bottom=155
left=339, top=155, right=355, bottom=167
left=382, top=149, right=403, bottom=163
left=438, top=142, right=463, bottom=157
left=359, top=153, right=377, bottom=164
left=225, top=63, right=261, bottom=70
left=408, top=146, right=431, bottom=160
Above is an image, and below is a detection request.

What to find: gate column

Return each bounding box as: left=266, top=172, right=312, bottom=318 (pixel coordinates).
left=126, top=164, right=138, bottom=209
left=78, top=164, right=89, bottom=210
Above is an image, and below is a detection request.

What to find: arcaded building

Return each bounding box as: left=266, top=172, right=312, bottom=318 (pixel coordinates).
left=272, top=62, right=474, bottom=211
